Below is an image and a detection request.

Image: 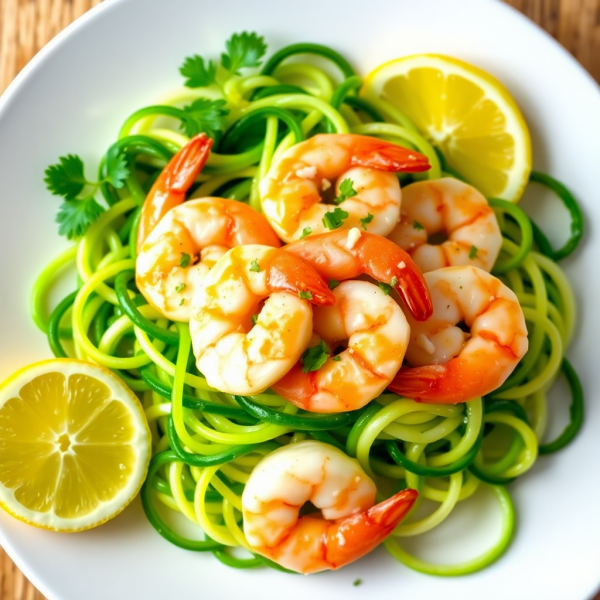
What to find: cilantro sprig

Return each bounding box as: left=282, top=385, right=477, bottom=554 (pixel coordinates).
left=180, top=31, right=267, bottom=89
left=180, top=98, right=229, bottom=139
left=322, top=207, right=349, bottom=230
left=44, top=151, right=129, bottom=240
left=334, top=178, right=358, bottom=205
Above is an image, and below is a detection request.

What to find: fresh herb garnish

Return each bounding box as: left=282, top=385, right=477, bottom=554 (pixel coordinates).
left=390, top=276, right=398, bottom=288
left=221, top=32, right=267, bottom=74
left=378, top=281, right=393, bottom=295
left=251, top=314, right=259, bottom=325
left=469, top=245, right=479, bottom=259
left=180, top=98, right=229, bottom=139
left=300, top=339, right=330, bottom=373
left=413, top=220, right=424, bottom=231
left=180, top=55, right=217, bottom=88
left=300, top=227, right=312, bottom=239
left=180, top=253, right=191, bottom=268
left=328, top=279, right=340, bottom=290
left=175, top=283, right=187, bottom=293
left=334, top=178, right=358, bottom=204
left=298, top=290, right=313, bottom=300
left=360, top=213, right=374, bottom=230
left=250, top=259, right=261, bottom=272
left=56, top=198, right=104, bottom=241
left=332, top=355, right=341, bottom=362
left=322, top=207, right=349, bottom=230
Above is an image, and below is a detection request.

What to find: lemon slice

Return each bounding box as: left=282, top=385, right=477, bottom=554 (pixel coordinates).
left=0, top=359, right=151, bottom=531
left=362, top=54, right=532, bottom=202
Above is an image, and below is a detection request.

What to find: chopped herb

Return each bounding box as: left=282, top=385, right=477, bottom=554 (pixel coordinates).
left=251, top=314, right=259, bottom=325
left=334, top=178, right=358, bottom=204
left=353, top=579, right=362, bottom=587
left=221, top=31, right=267, bottom=74
left=469, top=245, right=479, bottom=259
left=322, top=207, right=349, bottom=230
left=250, top=259, right=261, bottom=272
left=175, top=283, right=186, bottom=293
left=390, top=276, right=398, bottom=288
left=332, top=355, right=341, bottom=362
left=300, top=226, right=312, bottom=239
left=328, top=279, right=340, bottom=290
left=378, top=281, right=393, bottom=295
left=179, top=54, right=217, bottom=88
left=180, top=98, right=229, bottom=139
left=56, top=197, right=104, bottom=240
left=179, top=298, right=185, bottom=306
left=413, top=220, right=424, bottom=231
left=360, top=213, right=374, bottom=230
left=300, top=339, right=330, bottom=373
left=298, top=290, right=313, bottom=300
left=180, top=253, right=191, bottom=268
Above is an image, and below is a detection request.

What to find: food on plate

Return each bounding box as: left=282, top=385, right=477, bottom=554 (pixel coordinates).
left=0, top=31, right=583, bottom=577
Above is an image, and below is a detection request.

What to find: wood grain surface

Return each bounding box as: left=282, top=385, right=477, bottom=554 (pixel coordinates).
left=0, top=1, right=599, bottom=599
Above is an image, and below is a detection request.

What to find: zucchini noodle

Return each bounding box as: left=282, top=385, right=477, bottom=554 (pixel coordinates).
left=32, top=40, right=584, bottom=577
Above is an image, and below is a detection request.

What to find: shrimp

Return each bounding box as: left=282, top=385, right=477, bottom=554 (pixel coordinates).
left=387, top=178, right=502, bottom=273
left=272, top=280, right=410, bottom=412
left=137, top=133, right=213, bottom=249
left=388, top=266, right=528, bottom=403
left=190, top=246, right=335, bottom=395
left=242, top=440, right=418, bottom=574
left=259, top=133, right=430, bottom=243
left=285, top=228, right=433, bottom=321
left=136, top=198, right=280, bottom=321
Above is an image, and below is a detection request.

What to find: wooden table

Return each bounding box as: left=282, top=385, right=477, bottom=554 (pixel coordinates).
left=0, top=1, right=598, bottom=598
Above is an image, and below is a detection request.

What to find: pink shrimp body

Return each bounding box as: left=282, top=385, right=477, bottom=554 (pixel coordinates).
left=389, top=266, right=528, bottom=403
left=285, top=228, right=432, bottom=321
left=136, top=198, right=280, bottom=321
left=387, top=178, right=502, bottom=273
left=242, top=440, right=418, bottom=574
left=259, top=133, right=430, bottom=243
left=272, top=280, right=410, bottom=412
left=190, top=246, right=335, bottom=395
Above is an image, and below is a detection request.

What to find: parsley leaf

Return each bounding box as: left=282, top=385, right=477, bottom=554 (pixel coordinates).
left=322, top=207, right=349, bottom=230
left=56, top=197, right=104, bottom=240
left=353, top=579, right=362, bottom=587
left=44, top=154, right=88, bottom=199
left=180, top=98, right=229, bottom=139
left=332, top=355, right=341, bottom=362
left=360, top=213, right=374, bottom=230
left=251, top=314, right=259, bottom=325
left=378, top=281, right=393, bottom=295
left=180, top=54, right=217, bottom=88
left=298, top=290, right=313, bottom=300
left=105, top=150, right=129, bottom=189
left=180, top=253, right=191, bottom=268
left=175, top=283, right=186, bottom=293
left=300, top=227, right=312, bottom=239
left=179, top=298, right=185, bottom=306
left=413, top=220, right=424, bottom=231
left=221, top=32, right=267, bottom=74
left=300, top=339, right=330, bottom=373
left=334, top=178, right=358, bottom=204
left=250, top=259, right=261, bottom=272
left=469, top=245, right=479, bottom=259
left=328, top=279, right=340, bottom=290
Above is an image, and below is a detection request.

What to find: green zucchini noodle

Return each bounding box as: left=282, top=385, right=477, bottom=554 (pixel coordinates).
left=31, top=41, right=584, bottom=576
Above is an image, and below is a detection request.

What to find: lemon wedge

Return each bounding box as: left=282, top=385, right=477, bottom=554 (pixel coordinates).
left=362, top=54, right=532, bottom=202
left=0, top=359, right=151, bottom=531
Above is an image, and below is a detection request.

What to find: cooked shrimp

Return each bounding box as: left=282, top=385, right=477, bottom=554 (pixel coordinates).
left=136, top=198, right=280, bottom=321
left=273, top=280, right=410, bottom=412
left=242, top=440, right=418, bottom=574
left=259, top=133, right=430, bottom=243
left=285, top=228, right=432, bottom=321
left=389, top=266, right=528, bottom=403
left=137, top=133, right=213, bottom=249
left=190, top=246, right=335, bottom=395
left=387, top=178, right=502, bottom=273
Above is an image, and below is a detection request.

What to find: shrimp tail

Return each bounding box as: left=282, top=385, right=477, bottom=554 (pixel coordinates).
left=325, top=489, right=418, bottom=570
left=357, top=234, right=433, bottom=321
left=353, top=141, right=431, bottom=173
left=267, top=251, right=336, bottom=306
left=138, top=133, right=213, bottom=248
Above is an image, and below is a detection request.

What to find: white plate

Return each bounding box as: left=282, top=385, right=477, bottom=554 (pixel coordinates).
left=0, top=0, right=599, bottom=598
